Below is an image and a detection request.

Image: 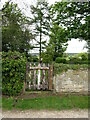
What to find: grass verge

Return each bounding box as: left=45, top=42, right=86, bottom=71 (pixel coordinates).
left=2, top=95, right=89, bottom=110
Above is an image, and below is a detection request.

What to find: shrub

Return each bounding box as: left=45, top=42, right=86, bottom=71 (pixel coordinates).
left=68, top=53, right=88, bottom=64
left=55, top=57, right=66, bottom=63
left=2, top=51, right=27, bottom=96
left=68, top=56, right=80, bottom=64
left=54, top=63, right=88, bottom=75
left=77, top=53, right=88, bottom=61
left=27, top=55, right=39, bottom=62
left=32, top=56, right=39, bottom=62
left=41, top=53, right=53, bottom=63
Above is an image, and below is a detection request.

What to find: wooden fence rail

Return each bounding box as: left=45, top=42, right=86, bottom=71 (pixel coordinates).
left=25, top=63, right=53, bottom=91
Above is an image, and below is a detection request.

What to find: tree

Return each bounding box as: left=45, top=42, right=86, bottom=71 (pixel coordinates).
left=41, top=45, right=54, bottom=63
left=2, top=2, right=33, bottom=56
left=30, top=0, right=51, bottom=62
left=0, top=0, right=11, bottom=11
left=50, top=1, right=89, bottom=48
left=49, top=24, right=68, bottom=61
left=41, top=24, right=68, bottom=62
left=0, top=11, right=1, bottom=52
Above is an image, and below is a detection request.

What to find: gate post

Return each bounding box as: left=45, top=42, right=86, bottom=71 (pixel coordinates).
left=25, top=63, right=28, bottom=90
left=49, top=65, right=53, bottom=90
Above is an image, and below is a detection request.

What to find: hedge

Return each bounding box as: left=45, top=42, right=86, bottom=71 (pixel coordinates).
left=2, top=51, right=27, bottom=96
left=55, top=57, right=66, bottom=63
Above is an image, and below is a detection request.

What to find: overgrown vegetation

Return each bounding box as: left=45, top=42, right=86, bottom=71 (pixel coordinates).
left=54, top=63, right=88, bottom=75
left=2, top=51, right=27, bottom=96
left=41, top=52, right=88, bottom=64
left=55, top=57, right=66, bottom=64
left=67, top=53, right=89, bottom=64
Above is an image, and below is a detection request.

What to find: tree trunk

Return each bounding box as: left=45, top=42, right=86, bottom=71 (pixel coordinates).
left=39, top=19, right=42, bottom=63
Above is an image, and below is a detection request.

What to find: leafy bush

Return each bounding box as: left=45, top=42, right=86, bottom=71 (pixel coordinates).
left=32, top=56, right=39, bottom=62
left=41, top=45, right=54, bottom=63
left=55, top=57, right=66, bottom=63
left=27, top=55, right=39, bottom=62
left=54, top=63, right=88, bottom=75
left=41, top=53, right=53, bottom=63
left=77, top=53, right=88, bottom=61
left=68, top=56, right=80, bottom=64
left=67, top=53, right=88, bottom=64
left=2, top=51, right=27, bottom=96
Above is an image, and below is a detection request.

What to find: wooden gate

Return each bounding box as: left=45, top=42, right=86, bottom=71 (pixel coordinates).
left=25, top=63, right=53, bottom=91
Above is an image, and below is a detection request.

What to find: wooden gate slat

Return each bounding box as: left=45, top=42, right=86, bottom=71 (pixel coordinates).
left=33, top=63, right=36, bottom=90
left=47, top=64, right=49, bottom=89
left=29, top=63, right=31, bottom=89
left=37, top=63, right=41, bottom=90
left=42, top=64, right=45, bottom=90
left=25, top=63, right=28, bottom=89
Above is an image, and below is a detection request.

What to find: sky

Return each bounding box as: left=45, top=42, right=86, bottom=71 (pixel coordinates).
left=66, top=39, right=87, bottom=53
left=1, top=0, right=88, bottom=53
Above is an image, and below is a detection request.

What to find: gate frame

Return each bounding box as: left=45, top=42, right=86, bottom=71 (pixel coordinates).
left=25, top=63, right=53, bottom=91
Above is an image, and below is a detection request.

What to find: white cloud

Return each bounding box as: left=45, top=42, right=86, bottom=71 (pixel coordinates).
left=66, top=39, right=88, bottom=53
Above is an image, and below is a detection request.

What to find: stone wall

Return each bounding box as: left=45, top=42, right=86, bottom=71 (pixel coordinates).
left=53, top=69, right=88, bottom=94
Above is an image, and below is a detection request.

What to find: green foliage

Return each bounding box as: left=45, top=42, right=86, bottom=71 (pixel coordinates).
left=30, top=1, right=51, bottom=60
left=27, top=55, right=39, bottom=62
left=0, top=52, right=1, bottom=92
left=2, top=51, right=27, bottom=96
left=49, top=24, right=68, bottom=61
left=41, top=53, right=53, bottom=63
left=77, top=53, right=88, bottom=61
left=41, top=46, right=54, bottom=63
left=54, top=63, right=88, bottom=75
left=42, top=25, right=68, bottom=62
left=2, top=2, right=33, bottom=54
left=50, top=2, right=89, bottom=47
left=69, top=56, right=80, bottom=64
left=55, top=57, right=66, bottom=63
left=31, top=56, right=39, bottom=62
left=67, top=53, right=88, bottom=64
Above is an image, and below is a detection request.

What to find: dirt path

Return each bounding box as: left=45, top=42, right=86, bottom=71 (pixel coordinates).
left=1, top=109, right=88, bottom=118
